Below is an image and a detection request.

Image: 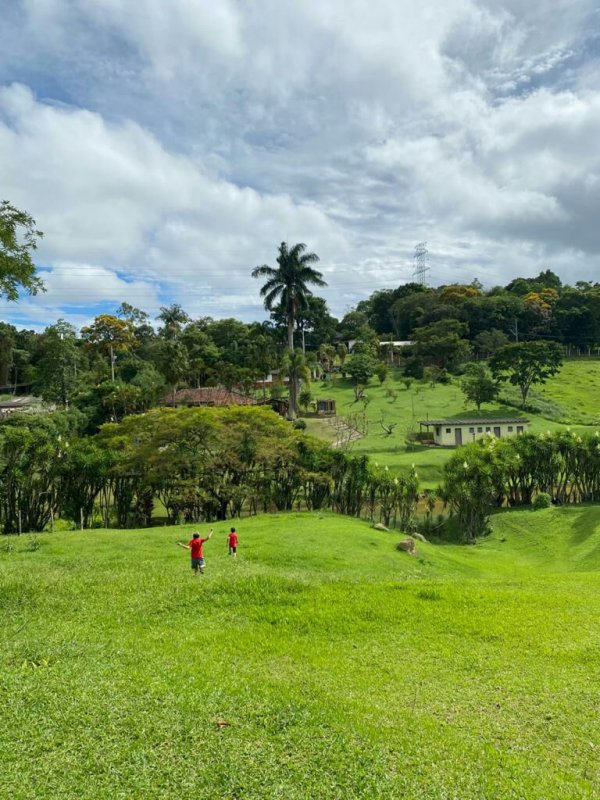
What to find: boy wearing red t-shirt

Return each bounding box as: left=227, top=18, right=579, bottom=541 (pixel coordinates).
left=177, top=529, right=213, bottom=574
left=227, top=527, right=238, bottom=558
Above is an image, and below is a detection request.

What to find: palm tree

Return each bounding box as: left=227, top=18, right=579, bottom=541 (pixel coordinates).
left=252, top=242, right=326, bottom=417
left=156, top=304, right=190, bottom=340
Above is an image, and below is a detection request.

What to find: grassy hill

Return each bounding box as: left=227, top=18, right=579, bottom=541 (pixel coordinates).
left=1, top=509, right=599, bottom=799
left=306, top=360, right=599, bottom=486
left=508, top=359, right=600, bottom=426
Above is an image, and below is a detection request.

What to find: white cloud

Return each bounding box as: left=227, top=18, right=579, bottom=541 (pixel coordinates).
left=0, top=83, right=348, bottom=319
left=35, top=262, right=161, bottom=308
left=1, top=1, right=600, bottom=329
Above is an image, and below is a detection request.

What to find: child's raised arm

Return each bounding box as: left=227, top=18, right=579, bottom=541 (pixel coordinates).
left=176, top=541, right=190, bottom=550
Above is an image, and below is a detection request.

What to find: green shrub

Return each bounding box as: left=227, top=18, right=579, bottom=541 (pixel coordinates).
left=533, top=492, right=552, bottom=509
left=293, top=419, right=307, bottom=430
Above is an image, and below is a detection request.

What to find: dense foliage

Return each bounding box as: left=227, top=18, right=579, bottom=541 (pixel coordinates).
left=1, top=266, right=600, bottom=430
left=0, top=200, right=44, bottom=301
left=0, top=406, right=419, bottom=534
left=441, top=430, right=600, bottom=540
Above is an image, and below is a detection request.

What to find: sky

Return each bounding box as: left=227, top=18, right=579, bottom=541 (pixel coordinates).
left=1, top=0, right=599, bottom=331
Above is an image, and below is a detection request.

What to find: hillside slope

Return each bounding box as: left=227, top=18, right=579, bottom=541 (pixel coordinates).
left=306, top=361, right=599, bottom=485
left=1, top=510, right=599, bottom=799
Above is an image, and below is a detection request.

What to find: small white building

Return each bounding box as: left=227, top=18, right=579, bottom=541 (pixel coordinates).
left=347, top=339, right=413, bottom=353
left=419, top=417, right=530, bottom=447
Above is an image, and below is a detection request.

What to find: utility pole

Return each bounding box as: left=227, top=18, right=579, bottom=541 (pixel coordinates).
left=110, top=345, right=116, bottom=382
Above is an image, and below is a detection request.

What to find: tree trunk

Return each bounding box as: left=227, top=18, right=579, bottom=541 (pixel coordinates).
left=287, top=316, right=297, bottom=419
left=288, top=370, right=298, bottom=420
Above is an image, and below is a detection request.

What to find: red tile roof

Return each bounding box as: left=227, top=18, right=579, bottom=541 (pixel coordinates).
left=162, top=387, right=258, bottom=407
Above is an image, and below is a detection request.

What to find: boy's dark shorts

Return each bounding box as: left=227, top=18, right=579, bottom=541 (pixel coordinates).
left=229, top=546, right=237, bottom=554
left=191, top=557, right=205, bottom=569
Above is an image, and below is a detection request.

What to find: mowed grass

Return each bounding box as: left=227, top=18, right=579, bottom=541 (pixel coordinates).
left=528, top=359, right=600, bottom=425
left=308, top=362, right=599, bottom=486
left=1, top=509, right=599, bottom=799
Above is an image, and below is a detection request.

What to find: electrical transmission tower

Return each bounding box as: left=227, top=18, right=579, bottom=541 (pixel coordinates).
left=413, top=242, right=430, bottom=286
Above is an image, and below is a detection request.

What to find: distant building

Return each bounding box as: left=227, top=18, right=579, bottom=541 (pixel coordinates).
left=0, top=396, right=41, bottom=416
left=419, top=418, right=530, bottom=447
left=347, top=339, right=413, bottom=353
left=250, top=370, right=289, bottom=388
left=161, top=387, right=258, bottom=408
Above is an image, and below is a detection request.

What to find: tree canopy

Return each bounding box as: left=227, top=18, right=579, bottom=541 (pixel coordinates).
left=0, top=200, right=44, bottom=301
left=490, top=341, right=563, bottom=406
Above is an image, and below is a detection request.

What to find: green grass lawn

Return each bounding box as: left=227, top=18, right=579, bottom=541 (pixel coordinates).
left=525, top=359, right=600, bottom=425
left=1, top=509, right=599, bottom=799
left=307, top=362, right=599, bottom=486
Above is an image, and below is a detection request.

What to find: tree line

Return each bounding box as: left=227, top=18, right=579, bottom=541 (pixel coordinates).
left=9, top=400, right=598, bottom=544
left=2, top=200, right=600, bottom=426
left=0, top=273, right=594, bottom=428
left=0, top=406, right=419, bottom=534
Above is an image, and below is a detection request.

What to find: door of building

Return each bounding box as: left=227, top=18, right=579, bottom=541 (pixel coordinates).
left=493, top=426, right=501, bottom=437
left=454, top=428, right=463, bottom=446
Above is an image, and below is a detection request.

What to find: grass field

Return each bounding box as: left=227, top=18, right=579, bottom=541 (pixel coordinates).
left=306, top=361, right=599, bottom=486
left=526, top=359, right=600, bottom=425
left=1, top=509, right=599, bottom=799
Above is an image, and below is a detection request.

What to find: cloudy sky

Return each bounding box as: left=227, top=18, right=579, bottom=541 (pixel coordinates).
left=1, top=0, right=599, bottom=330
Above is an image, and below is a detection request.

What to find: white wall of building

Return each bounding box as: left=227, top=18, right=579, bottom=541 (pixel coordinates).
left=432, top=421, right=528, bottom=446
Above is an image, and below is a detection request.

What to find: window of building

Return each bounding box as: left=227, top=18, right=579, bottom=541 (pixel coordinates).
left=485, top=426, right=491, bottom=432
left=445, top=428, right=451, bottom=434
left=508, top=426, right=513, bottom=432
left=469, top=427, right=475, bottom=433
left=477, top=427, right=483, bottom=433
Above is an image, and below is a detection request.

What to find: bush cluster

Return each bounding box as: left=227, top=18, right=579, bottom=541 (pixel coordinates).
left=441, top=430, right=600, bottom=540
left=0, top=407, right=419, bottom=533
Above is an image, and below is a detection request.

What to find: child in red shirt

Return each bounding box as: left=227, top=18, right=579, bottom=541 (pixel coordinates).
left=177, top=529, right=213, bottom=574
left=227, top=527, right=238, bottom=558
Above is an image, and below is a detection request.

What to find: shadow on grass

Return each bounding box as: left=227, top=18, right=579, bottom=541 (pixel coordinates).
left=570, top=505, right=600, bottom=546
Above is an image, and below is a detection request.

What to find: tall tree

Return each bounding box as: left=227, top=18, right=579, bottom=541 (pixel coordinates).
left=490, top=341, right=563, bottom=406
left=159, top=339, right=190, bottom=403
left=34, top=320, right=79, bottom=407
left=80, top=314, right=136, bottom=381
left=0, top=200, right=44, bottom=300
left=0, top=322, right=16, bottom=387
left=116, top=302, right=150, bottom=326
left=252, top=242, right=326, bottom=417
left=282, top=349, right=310, bottom=417
left=412, top=319, right=471, bottom=371
left=460, top=362, right=499, bottom=412
left=157, top=304, right=190, bottom=340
